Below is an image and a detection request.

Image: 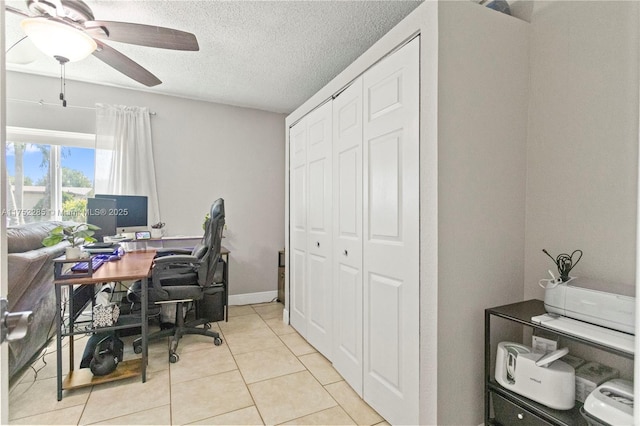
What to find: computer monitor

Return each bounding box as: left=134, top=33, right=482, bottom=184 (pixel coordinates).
left=95, top=194, right=148, bottom=234
left=86, top=197, right=117, bottom=242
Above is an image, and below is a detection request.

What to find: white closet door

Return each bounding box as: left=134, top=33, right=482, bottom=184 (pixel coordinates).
left=362, top=37, right=420, bottom=425
left=289, top=118, right=308, bottom=335
left=332, top=77, right=364, bottom=395
left=305, top=101, right=333, bottom=357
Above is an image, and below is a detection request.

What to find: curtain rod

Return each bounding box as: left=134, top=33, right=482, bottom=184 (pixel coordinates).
left=7, top=98, right=157, bottom=115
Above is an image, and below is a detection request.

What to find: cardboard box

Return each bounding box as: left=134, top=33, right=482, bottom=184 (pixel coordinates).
left=532, top=331, right=558, bottom=353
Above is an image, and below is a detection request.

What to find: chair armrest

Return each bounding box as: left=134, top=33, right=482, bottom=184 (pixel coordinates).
left=153, top=254, right=199, bottom=265
left=155, top=248, right=192, bottom=256
left=152, top=255, right=200, bottom=279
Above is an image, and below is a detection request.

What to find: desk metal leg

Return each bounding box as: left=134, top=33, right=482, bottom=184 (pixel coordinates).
left=55, top=284, right=63, bottom=401
left=141, top=276, right=148, bottom=382
left=68, top=284, right=74, bottom=374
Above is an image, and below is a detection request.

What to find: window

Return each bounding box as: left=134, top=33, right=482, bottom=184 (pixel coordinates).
left=5, top=127, right=95, bottom=225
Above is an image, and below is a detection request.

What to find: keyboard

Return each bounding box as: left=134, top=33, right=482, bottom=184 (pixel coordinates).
left=84, top=244, right=121, bottom=254
left=71, top=257, right=106, bottom=273
left=84, top=242, right=114, bottom=249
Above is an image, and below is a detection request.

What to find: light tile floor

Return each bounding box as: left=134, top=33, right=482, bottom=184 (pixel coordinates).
left=9, top=302, right=389, bottom=426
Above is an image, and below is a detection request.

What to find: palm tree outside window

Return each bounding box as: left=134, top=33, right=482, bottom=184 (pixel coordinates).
left=5, top=128, right=95, bottom=225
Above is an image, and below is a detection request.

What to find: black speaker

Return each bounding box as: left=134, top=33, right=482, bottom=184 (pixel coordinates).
left=87, top=335, right=124, bottom=376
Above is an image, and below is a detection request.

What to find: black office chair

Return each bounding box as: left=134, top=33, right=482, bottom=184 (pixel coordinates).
left=131, top=199, right=226, bottom=363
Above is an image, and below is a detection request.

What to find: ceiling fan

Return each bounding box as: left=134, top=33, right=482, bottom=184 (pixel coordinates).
left=6, top=0, right=199, bottom=87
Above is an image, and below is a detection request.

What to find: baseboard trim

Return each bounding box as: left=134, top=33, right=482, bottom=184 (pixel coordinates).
left=228, top=291, right=278, bottom=306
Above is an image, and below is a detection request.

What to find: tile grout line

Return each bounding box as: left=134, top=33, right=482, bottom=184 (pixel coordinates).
left=267, top=315, right=352, bottom=425
left=282, top=319, right=386, bottom=425
left=239, top=304, right=342, bottom=424
left=230, top=304, right=336, bottom=424
left=200, top=306, right=264, bottom=424
left=6, top=401, right=87, bottom=423
left=224, top=306, right=267, bottom=426
left=76, top=384, right=93, bottom=425
left=244, top=306, right=342, bottom=426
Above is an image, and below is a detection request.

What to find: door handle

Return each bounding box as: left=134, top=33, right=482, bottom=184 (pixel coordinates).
left=0, top=298, right=33, bottom=343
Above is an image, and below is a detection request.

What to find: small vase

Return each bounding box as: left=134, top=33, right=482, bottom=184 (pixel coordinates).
left=151, top=228, right=163, bottom=239
left=66, top=247, right=82, bottom=259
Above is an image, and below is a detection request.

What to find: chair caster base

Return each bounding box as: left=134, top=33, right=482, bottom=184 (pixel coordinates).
left=169, top=352, right=179, bottom=363
left=214, top=337, right=223, bottom=346
left=133, top=342, right=142, bottom=354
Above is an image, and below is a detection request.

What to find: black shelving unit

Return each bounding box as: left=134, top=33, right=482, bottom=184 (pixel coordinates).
left=485, top=299, right=634, bottom=425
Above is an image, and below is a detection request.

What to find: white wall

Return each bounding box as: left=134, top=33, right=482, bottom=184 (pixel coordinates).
left=6, top=71, right=286, bottom=297
left=437, top=4, right=530, bottom=424
left=522, top=1, right=640, bottom=301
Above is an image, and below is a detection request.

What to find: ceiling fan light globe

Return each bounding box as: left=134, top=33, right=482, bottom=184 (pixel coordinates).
left=20, top=17, right=97, bottom=62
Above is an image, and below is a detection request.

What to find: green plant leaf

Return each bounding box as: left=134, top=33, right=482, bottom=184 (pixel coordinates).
left=50, top=225, right=64, bottom=235
left=42, top=223, right=101, bottom=247
left=42, top=234, right=64, bottom=247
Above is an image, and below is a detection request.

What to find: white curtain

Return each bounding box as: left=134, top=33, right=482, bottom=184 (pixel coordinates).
left=94, top=103, right=160, bottom=225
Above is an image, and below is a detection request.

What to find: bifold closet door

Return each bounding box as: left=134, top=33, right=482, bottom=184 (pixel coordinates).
left=289, top=117, right=308, bottom=336
left=305, top=101, right=333, bottom=357
left=291, top=36, right=419, bottom=424
left=332, top=77, right=364, bottom=395
left=362, top=37, right=420, bottom=425
left=289, top=102, right=333, bottom=357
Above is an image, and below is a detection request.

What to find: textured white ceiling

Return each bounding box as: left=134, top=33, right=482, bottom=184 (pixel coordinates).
left=5, top=0, right=422, bottom=113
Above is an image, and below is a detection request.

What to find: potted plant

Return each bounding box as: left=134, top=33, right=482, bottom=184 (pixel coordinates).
left=42, top=223, right=100, bottom=259
left=151, top=221, right=165, bottom=239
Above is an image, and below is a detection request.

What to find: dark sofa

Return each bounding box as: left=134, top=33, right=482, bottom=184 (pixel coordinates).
left=7, top=221, right=74, bottom=380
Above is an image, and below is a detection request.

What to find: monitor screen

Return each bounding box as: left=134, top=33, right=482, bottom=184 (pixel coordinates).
left=95, top=194, right=148, bottom=232
left=86, top=197, right=117, bottom=242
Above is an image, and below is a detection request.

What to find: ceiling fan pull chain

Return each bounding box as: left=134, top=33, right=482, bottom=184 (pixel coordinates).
left=58, top=60, right=67, bottom=107
left=63, top=63, right=67, bottom=107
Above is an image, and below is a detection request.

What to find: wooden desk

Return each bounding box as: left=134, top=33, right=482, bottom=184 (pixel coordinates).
left=53, top=250, right=156, bottom=401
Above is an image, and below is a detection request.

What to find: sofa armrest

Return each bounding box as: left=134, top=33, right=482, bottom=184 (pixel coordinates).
left=7, top=251, right=49, bottom=310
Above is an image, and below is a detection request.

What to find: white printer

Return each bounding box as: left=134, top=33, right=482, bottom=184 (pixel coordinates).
left=543, top=277, right=635, bottom=335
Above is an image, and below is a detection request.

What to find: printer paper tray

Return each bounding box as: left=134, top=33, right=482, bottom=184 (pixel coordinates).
left=531, top=314, right=634, bottom=354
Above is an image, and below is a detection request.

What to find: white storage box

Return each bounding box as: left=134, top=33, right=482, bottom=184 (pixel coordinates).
left=562, top=353, right=586, bottom=370
left=575, top=362, right=620, bottom=403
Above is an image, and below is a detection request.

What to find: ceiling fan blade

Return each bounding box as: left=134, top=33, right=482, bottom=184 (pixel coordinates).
left=84, top=21, right=199, bottom=51
left=5, top=5, right=31, bottom=17
left=49, top=0, right=66, bottom=17
left=92, top=41, right=161, bottom=87
left=6, top=36, right=40, bottom=65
